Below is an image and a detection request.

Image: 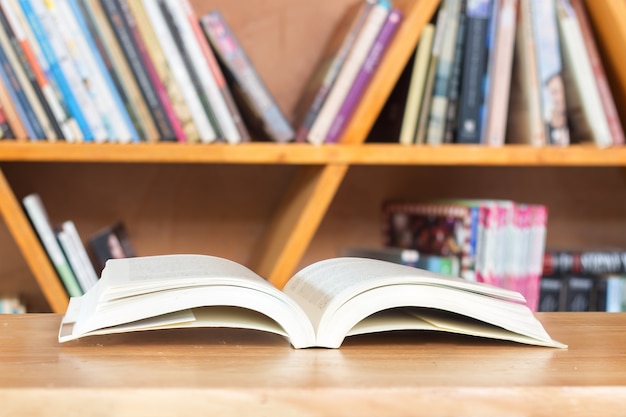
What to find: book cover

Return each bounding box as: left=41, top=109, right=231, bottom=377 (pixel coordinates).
left=455, top=0, right=492, bottom=144
left=307, top=0, right=391, bottom=144
left=58, top=254, right=566, bottom=349
left=88, top=221, right=135, bottom=273
left=293, top=0, right=376, bottom=143
left=398, top=23, right=435, bottom=145
left=325, top=8, right=402, bottom=144
left=201, top=10, right=295, bottom=143
left=529, top=0, right=570, bottom=146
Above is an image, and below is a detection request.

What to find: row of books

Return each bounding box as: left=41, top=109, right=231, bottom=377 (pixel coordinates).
left=0, top=0, right=294, bottom=143
left=22, top=193, right=135, bottom=297
left=539, top=274, right=626, bottom=312
left=372, top=0, right=624, bottom=147
left=381, top=199, right=547, bottom=311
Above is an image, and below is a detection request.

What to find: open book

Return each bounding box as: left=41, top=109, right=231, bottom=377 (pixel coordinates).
left=58, top=254, right=566, bottom=349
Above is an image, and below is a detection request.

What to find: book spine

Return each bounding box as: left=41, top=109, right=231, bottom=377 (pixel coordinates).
left=66, top=0, right=139, bottom=142
left=425, top=0, right=462, bottom=146
left=159, top=0, right=229, bottom=142
left=116, top=0, right=185, bottom=142
left=483, top=0, right=518, bottom=146
left=156, top=0, right=218, bottom=142
left=80, top=0, right=156, bottom=141
left=19, top=0, right=94, bottom=140
left=0, top=57, right=28, bottom=138
left=100, top=0, right=176, bottom=141
left=0, top=99, right=14, bottom=137
left=543, top=250, right=626, bottom=276
left=529, top=0, right=569, bottom=146
left=201, top=10, right=294, bottom=142
left=442, top=0, right=467, bottom=144
left=455, top=0, right=492, bottom=144
left=177, top=0, right=250, bottom=143
left=527, top=204, right=547, bottom=311
left=294, top=0, right=376, bottom=143
left=398, top=24, right=435, bottom=145
left=308, top=0, right=390, bottom=144
left=569, top=0, right=625, bottom=146
left=125, top=0, right=199, bottom=143
left=22, top=193, right=82, bottom=297
left=138, top=0, right=214, bottom=143
left=325, top=8, right=402, bottom=144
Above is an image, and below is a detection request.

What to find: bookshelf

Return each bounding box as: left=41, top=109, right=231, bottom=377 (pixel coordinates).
left=0, top=0, right=626, bottom=313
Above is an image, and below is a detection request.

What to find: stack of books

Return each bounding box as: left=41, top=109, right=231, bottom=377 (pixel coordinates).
left=380, top=199, right=548, bottom=311
left=0, top=0, right=293, bottom=143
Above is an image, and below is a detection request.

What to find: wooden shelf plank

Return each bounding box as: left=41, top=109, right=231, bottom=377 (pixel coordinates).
left=1, top=142, right=625, bottom=166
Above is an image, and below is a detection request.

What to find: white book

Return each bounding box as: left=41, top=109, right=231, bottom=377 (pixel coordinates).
left=60, top=220, right=99, bottom=292
left=140, top=0, right=216, bottom=143
left=307, top=0, right=391, bottom=145
left=59, top=254, right=566, bottom=349
left=165, top=0, right=242, bottom=144
left=22, top=193, right=82, bottom=297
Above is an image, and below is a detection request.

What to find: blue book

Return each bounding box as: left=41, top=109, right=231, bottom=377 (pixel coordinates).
left=18, top=0, right=93, bottom=140
left=66, top=0, right=139, bottom=142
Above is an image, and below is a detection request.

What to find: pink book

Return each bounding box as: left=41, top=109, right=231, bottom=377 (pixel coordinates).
left=325, top=8, right=402, bottom=143
left=119, top=0, right=186, bottom=142
left=527, top=205, right=548, bottom=311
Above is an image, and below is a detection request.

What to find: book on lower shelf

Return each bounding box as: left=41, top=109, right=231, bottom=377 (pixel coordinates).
left=58, top=254, right=566, bottom=349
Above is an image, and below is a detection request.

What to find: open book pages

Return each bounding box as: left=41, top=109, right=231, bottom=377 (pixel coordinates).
left=58, top=254, right=566, bottom=349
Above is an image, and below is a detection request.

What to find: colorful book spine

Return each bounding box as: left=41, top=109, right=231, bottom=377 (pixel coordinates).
left=308, top=0, right=390, bottom=145
left=425, top=0, right=462, bottom=146
left=0, top=100, right=14, bottom=137
left=325, top=8, right=402, bottom=143
left=455, top=0, right=492, bottom=144
left=65, top=0, right=139, bottom=142
left=482, top=0, right=518, bottom=146
left=294, top=0, right=376, bottom=143
left=543, top=250, right=626, bottom=276
left=138, top=0, right=214, bottom=143
left=0, top=57, right=25, bottom=138
left=18, top=0, right=93, bottom=140
left=100, top=0, right=176, bottom=141
left=177, top=0, right=250, bottom=143
left=201, top=10, right=295, bottom=143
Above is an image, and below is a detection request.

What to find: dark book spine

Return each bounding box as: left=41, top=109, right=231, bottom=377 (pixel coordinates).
left=543, top=250, right=626, bottom=276
left=538, top=275, right=564, bottom=312
left=157, top=0, right=222, bottom=139
left=0, top=6, right=61, bottom=140
left=443, top=0, right=467, bottom=144
left=100, top=0, right=176, bottom=141
left=455, top=0, right=491, bottom=144
left=563, top=275, right=593, bottom=312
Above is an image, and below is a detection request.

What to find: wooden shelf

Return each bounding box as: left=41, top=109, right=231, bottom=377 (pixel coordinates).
left=1, top=142, right=624, bottom=166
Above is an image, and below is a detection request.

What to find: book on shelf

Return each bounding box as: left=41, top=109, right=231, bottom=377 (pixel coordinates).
left=22, top=193, right=82, bottom=297
left=56, top=220, right=99, bottom=293
left=200, top=10, right=294, bottom=143
left=293, top=0, right=377, bottom=143
left=307, top=0, right=392, bottom=145
left=543, top=249, right=626, bottom=276
left=0, top=295, right=26, bottom=313
left=88, top=221, right=135, bottom=273
left=538, top=273, right=626, bottom=313
left=58, top=254, right=566, bottom=349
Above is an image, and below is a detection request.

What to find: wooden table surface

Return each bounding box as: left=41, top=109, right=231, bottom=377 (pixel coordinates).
left=1, top=313, right=625, bottom=416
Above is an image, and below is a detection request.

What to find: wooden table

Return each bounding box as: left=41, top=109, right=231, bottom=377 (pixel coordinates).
left=0, top=313, right=625, bottom=416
